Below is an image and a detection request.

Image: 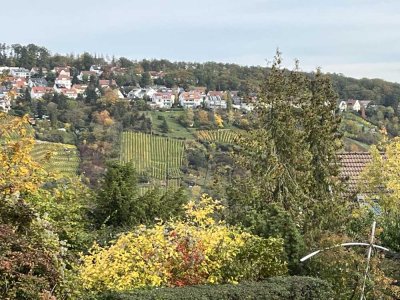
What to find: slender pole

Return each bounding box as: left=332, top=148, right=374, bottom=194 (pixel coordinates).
left=360, top=221, right=376, bottom=300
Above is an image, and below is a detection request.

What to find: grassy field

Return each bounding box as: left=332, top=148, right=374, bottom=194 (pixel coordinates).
left=120, top=131, right=186, bottom=190
left=144, top=110, right=196, bottom=139
left=31, top=141, right=80, bottom=177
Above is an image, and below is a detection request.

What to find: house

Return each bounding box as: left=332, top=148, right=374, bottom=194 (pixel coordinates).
left=78, top=71, right=97, bottom=81
left=110, top=67, right=127, bottom=75
left=90, top=65, right=103, bottom=76
left=338, top=100, right=348, bottom=111
left=53, top=67, right=70, bottom=76
left=338, top=152, right=372, bottom=196
left=11, top=77, right=27, bottom=89
left=337, top=151, right=389, bottom=203
left=149, top=71, right=164, bottom=80
left=30, top=86, right=53, bottom=99
left=99, top=79, right=117, bottom=89
left=359, top=100, right=372, bottom=109
left=59, top=88, right=78, bottom=99
left=127, top=87, right=157, bottom=99
left=10, top=67, right=30, bottom=78
left=151, top=92, right=175, bottom=108
left=229, top=91, right=242, bottom=105
left=207, top=91, right=225, bottom=99
left=192, top=87, right=207, bottom=95
left=72, top=84, right=88, bottom=95
left=340, top=99, right=372, bottom=112
left=179, top=92, right=203, bottom=108
left=240, top=102, right=254, bottom=113
left=0, top=89, right=11, bottom=112
left=28, top=78, right=48, bottom=88
left=204, top=95, right=227, bottom=110
left=30, top=67, right=48, bottom=76
left=104, top=87, right=125, bottom=99
left=54, top=74, right=72, bottom=89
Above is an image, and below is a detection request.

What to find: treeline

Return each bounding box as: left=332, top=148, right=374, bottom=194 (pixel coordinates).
left=2, top=43, right=400, bottom=108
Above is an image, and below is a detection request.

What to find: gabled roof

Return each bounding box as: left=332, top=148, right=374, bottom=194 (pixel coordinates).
left=338, top=152, right=386, bottom=195
left=99, top=79, right=117, bottom=86
left=207, top=91, right=224, bottom=97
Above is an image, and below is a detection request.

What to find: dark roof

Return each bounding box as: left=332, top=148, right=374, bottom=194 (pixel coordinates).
left=338, top=152, right=373, bottom=194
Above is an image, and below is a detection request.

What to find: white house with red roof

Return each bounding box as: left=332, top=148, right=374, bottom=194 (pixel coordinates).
left=53, top=67, right=70, bottom=76
left=0, top=88, right=11, bottom=112
left=55, top=74, right=72, bottom=89
left=60, top=88, right=78, bottom=99
left=11, top=77, right=28, bottom=89
left=30, top=86, right=54, bottom=99
left=90, top=65, right=103, bottom=76
left=78, top=71, right=98, bottom=81
left=179, top=91, right=203, bottom=108
left=151, top=92, right=175, bottom=108
left=99, top=79, right=117, bottom=89
left=72, top=84, right=88, bottom=95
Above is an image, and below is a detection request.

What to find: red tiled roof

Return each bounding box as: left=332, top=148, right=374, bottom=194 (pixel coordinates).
left=99, top=79, right=116, bottom=86
left=207, top=91, right=224, bottom=97
left=338, top=152, right=384, bottom=194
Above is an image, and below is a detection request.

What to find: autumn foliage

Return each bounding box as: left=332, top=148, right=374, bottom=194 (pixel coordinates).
left=79, top=195, right=287, bottom=292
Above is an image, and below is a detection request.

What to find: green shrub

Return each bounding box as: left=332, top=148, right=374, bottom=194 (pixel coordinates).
left=95, top=276, right=333, bottom=300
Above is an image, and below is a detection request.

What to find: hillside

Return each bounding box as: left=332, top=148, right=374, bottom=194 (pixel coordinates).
left=120, top=132, right=185, bottom=190
left=31, top=141, right=80, bottom=177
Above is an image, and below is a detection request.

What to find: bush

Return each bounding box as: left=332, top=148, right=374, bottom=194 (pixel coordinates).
left=95, top=276, right=333, bottom=300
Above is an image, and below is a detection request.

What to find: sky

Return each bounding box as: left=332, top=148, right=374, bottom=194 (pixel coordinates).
left=2, top=0, right=400, bottom=82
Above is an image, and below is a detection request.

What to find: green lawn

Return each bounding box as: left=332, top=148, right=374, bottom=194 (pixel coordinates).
left=144, top=110, right=196, bottom=140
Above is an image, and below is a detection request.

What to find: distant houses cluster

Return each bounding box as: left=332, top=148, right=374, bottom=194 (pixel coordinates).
left=0, top=64, right=254, bottom=113
left=127, top=86, right=253, bottom=112
left=0, top=65, right=126, bottom=112
left=0, top=64, right=374, bottom=116
left=338, top=99, right=372, bottom=112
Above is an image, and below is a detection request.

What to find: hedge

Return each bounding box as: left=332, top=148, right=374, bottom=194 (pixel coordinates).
left=95, top=276, right=333, bottom=300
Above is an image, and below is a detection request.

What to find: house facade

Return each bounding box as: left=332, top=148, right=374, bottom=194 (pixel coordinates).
left=151, top=92, right=175, bottom=108
left=339, top=99, right=372, bottom=112
left=60, top=88, right=78, bottom=99
left=10, top=67, right=30, bottom=78
left=204, top=95, right=227, bottom=110
left=0, top=89, right=11, bottom=112
left=179, top=92, right=203, bottom=108
left=30, top=86, right=53, bottom=99
left=54, top=74, right=72, bottom=89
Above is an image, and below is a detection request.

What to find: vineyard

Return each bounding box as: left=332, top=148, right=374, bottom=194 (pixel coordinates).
left=196, top=129, right=239, bottom=144
left=31, top=141, right=80, bottom=177
left=120, top=132, right=185, bottom=190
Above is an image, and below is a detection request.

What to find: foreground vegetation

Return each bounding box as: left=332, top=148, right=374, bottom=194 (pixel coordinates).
left=96, top=277, right=333, bottom=300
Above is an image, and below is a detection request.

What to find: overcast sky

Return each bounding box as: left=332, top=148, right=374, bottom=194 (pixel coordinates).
left=2, top=0, right=400, bottom=82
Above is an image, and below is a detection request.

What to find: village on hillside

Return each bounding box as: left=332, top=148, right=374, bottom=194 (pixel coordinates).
left=0, top=64, right=377, bottom=117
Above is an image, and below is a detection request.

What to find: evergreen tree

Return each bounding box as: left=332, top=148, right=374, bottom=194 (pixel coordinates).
left=227, top=52, right=344, bottom=273
left=160, top=118, right=169, bottom=133
left=94, top=162, right=140, bottom=228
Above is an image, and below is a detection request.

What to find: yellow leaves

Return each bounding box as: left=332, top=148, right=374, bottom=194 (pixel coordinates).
left=362, top=138, right=400, bottom=214
left=184, top=194, right=224, bottom=227
left=79, top=195, right=287, bottom=292
left=214, top=113, right=224, bottom=128
left=0, top=113, right=48, bottom=195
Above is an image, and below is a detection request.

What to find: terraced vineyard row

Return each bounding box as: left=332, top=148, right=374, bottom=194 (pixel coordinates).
left=196, top=129, right=239, bottom=144
left=31, top=141, right=80, bottom=177
left=120, top=132, right=185, bottom=184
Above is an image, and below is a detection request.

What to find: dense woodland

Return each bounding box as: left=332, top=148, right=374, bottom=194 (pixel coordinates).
left=1, top=45, right=400, bottom=299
